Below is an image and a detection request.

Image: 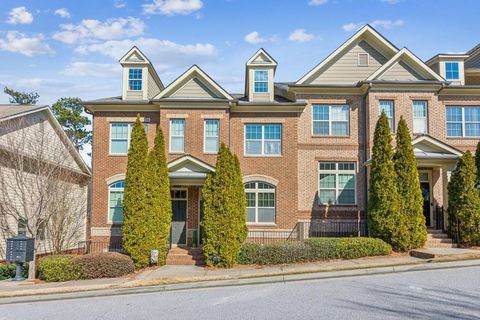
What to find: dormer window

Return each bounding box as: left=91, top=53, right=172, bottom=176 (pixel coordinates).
left=128, top=68, right=143, bottom=90
left=445, top=62, right=459, bottom=80
left=254, top=70, right=269, bottom=93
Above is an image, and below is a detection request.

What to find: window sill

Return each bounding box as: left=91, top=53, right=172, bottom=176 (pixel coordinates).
left=107, top=222, right=123, bottom=225
left=169, top=152, right=186, bottom=155
left=247, top=223, right=277, bottom=227
left=446, top=136, right=480, bottom=139
left=203, top=152, right=218, bottom=155
left=317, top=204, right=358, bottom=207
left=311, top=135, right=350, bottom=138
left=244, top=155, right=282, bottom=158
left=109, top=153, right=128, bottom=157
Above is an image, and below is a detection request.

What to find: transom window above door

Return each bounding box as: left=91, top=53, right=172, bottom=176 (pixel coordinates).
left=312, top=105, right=349, bottom=136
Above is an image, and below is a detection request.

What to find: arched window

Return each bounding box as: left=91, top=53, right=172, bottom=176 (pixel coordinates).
left=244, top=181, right=275, bottom=224
left=109, top=181, right=125, bottom=224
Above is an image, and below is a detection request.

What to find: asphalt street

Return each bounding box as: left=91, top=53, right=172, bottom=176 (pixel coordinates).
left=1, top=266, right=479, bottom=320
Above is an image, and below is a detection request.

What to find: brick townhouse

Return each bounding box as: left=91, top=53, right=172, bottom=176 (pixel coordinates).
left=83, top=25, right=480, bottom=248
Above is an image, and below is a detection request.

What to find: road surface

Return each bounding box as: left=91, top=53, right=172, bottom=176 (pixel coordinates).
left=1, top=266, right=479, bottom=320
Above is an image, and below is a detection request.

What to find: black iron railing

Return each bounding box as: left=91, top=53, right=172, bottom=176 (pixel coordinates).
left=78, top=240, right=124, bottom=254
left=435, top=205, right=445, bottom=231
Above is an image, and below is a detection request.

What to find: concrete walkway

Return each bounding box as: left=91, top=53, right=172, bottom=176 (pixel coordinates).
left=0, top=247, right=479, bottom=300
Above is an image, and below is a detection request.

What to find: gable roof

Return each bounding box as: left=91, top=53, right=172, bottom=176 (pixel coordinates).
left=0, top=105, right=91, bottom=176
left=367, top=48, right=445, bottom=82
left=296, top=24, right=399, bottom=84
left=246, top=48, right=278, bottom=67
left=154, top=65, right=234, bottom=101
left=119, top=46, right=164, bottom=91
left=168, top=154, right=215, bottom=173
left=412, top=135, right=463, bottom=158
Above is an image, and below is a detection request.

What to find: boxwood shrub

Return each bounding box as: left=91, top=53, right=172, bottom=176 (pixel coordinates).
left=0, top=264, right=28, bottom=280
left=72, top=253, right=135, bottom=279
left=238, top=237, right=392, bottom=265
left=37, top=255, right=81, bottom=282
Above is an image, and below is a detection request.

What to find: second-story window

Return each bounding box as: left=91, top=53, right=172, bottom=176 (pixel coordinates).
left=445, top=62, right=459, bottom=80
left=245, top=124, right=281, bottom=156
left=412, top=101, right=428, bottom=134
left=254, top=70, right=268, bottom=93
left=204, top=120, right=219, bottom=153
left=128, top=68, right=142, bottom=90
left=170, top=119, right=185, bottom=153
left=312, top=105, right=349, bottom=136
left=446, top=106, right=480, bottom=137
left=379, top=100, right=394, bottom=131
left=110, top=123, right=147, bottom=155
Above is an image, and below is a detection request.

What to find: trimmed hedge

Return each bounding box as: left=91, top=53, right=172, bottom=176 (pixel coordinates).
left=37, top=253, right=135, bottom=282
left=238, top=237, right=392, bottom=265
left=0, top=264, right=28, bottom=280
left=72, top=253, right=135, bottom=279
left=37, top=255, right=81, bottom=282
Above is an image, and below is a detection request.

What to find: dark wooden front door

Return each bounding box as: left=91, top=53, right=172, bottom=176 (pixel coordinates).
left=420, top=182, right=431, bottom=226
left=171, top=199, right=187, bottom=245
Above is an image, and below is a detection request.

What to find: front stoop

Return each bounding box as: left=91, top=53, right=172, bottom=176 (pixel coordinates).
left=166, top=247, right=204, bottom=266
left=425, top=229, right=457, bottom=249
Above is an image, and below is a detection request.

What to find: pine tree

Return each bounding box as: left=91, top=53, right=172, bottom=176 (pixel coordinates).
left=368, top=112, right=407, bottom=251
left=394, top=117, right=427, bottom=249
left=448, top=151, right=480, bottom=246
left=144, top=126, right=172, bottom=266
left=122, top=115, right=148, bottom=268
left=475, top=141, right=480, bottom=187
left=202, top=143, right=247, bottom=267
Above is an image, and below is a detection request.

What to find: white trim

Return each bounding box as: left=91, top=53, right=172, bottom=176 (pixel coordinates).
left=412, top=135, right=463, bottom=157
left=412, top=100, right=428, bottom=134
left=311, top=104, right=350, bottom=137
left=367, top=48, right=445, bottom=82
left=445, top=106, right=480, bottom=138
left=168, top=155, right=215, bottom=172
left=154, top=65, right=234, bottom=100
left=357, top=53, right=369, bottom=67
left=445, top=61, right=460, bottom=80
left=318, top=162, right=357, bottom=205
left=245, top=181, right=276, bottom=224
left=246, top=48, right=277, bottom=67
left=197, top=187, right=202, bottom=247
left=253, top=69, right=270, bottom=93
left=244, top=123, right=282, bottom=156
left=297, top=25, right=399, bottom=84
left=243, top=175, right=279, bottom=186
left=109, top=122, right=132, bottom=156
left=203, top=119, right=220, bottom=154
left=170, top=187, right=188, bottom=246
left=169, top=119, right=185, bottom=153
left=107, top=180, right=125, bottom=224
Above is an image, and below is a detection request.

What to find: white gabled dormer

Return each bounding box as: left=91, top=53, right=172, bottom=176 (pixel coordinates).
left=426, top=54, right=468, bottom=85
left=119, top=46, right=164, bottom=101
left=245, top=48, right=277, bottom=102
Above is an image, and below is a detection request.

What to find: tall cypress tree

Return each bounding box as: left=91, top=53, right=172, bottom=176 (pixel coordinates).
left=475, top=141, right=480, bottom=187
left=202, top=143, right=247, bottom=267
left=122, top=115, right=148, bottom=268
left=448, top=151, right=480, bottom=246
left=394, top=117, right=426, bottom=249
left=368, top=112, right=407, bottom=251
left=144, top=126, right=172, bottom=266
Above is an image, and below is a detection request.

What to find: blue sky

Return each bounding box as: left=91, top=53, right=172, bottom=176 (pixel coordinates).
left=0, top=0, right=479, bottom=105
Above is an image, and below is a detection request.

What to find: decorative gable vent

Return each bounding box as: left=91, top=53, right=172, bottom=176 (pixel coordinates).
left=358, top=53, right=369, bottom=66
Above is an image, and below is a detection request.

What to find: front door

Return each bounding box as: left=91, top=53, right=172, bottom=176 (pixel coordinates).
left=171, top=190, right=187, bottom=245
left=420, top=182, right=431, bottom=227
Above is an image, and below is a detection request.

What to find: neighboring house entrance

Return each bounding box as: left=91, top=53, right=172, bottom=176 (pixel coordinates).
left=171, top=189, right=187, bottom=245
left=419, top=172, right=432, bottom=227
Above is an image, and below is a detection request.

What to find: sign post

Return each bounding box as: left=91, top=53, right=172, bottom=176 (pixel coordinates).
left=6, top=235, right=35, bottom=281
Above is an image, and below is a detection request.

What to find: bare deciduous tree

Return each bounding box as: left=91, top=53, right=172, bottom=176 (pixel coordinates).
left=0, top=113, right=88, bottom=279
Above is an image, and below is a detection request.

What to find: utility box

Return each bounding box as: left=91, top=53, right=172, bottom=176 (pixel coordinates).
left=6, top=235, right=35, bottom=263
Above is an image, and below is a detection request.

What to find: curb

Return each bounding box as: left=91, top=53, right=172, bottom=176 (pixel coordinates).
left=1, top=256, right=480, bottom=304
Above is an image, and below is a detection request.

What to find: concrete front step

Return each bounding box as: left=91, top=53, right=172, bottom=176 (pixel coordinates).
left=166, top=247, right=204, bottom=266
left=425, top=229, right=457, bottom=248
left=427, top=233, right=449, bottom=239
left=427, top=229, right=444, bottom=234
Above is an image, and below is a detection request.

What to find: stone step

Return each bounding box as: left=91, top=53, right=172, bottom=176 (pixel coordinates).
left=427, top=238, right=453, bottom=244
left=166, top=247, right=204, bottom=266
left=427, top=233, right=449, bottom=239
left=424, top=242, right=457, bottom=248
left=427, top=229, right=445, bottom=234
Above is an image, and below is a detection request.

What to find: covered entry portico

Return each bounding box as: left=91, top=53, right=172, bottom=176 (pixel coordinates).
left=412, top=135, right=462, bottom=229
left=168, top=155, right=215, bottom=246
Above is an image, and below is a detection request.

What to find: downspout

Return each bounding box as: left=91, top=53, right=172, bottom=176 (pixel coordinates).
left=362, top=83, right=371, bottom=236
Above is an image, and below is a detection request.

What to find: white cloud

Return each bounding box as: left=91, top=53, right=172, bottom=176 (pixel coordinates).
left=308, top=0, right=328, bottom=5
left=342, top=19, right=404, bottom=32
left=114, top=0, right=127, bottom=8
left=0, top=31, right=55, bottom=56
left=143, top=0, right=203, bottom=15
left=54, top=8, right=71, bottom=19
left=74, top=38, right=217, bottom=70
left=244, top=31, right=278, bottom=44
left=288, top=29, right=315, bottom=42
left=52, top=17, right=145, bottom=44
left=62, top=62, right=121, bottom=78
left=6, top=7, right=33, bottom=25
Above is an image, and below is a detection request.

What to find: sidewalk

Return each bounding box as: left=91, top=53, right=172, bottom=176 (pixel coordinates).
left=1, top=247, right=479, bottom=301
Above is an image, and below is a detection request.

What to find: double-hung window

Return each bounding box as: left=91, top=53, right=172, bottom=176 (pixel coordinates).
left=128, top=68, right=142, bottom=90
left=245, top=124, right=281, bottom=156
left=446, top=106, right=480, bottom=137
left=319, top=162, right=356, bottom=205
left=254, top=70, right=268, bottom=93
left=412, top=101, right=428, bottom=134
left=379, top=100, right=394, bottom=131
left=109, top=181, right=125, bottom=224
left=445, top=62, right=460, bottom=80
left=170, top=119, right=185, bottom=153
left=245, top=182, right=275, bottom=223
left=312, top=105, right=349, bottom=136
left=110, top=123, right=131, bottom=155
left=204, top=120, right=219, bottom=153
